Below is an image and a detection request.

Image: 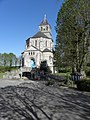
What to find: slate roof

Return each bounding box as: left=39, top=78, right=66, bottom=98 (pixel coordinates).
left=39, top=19, right=49, bottom=26
left=31, top=31, right=49, bottom=39
left=39, top=15, right=50, bottom=26
left=43, top=48, right=51, bottom=52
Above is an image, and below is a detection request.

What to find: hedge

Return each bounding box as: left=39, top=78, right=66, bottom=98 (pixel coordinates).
left=76, top=79, right=90, bottom=92
left=58, top=68, right=71, bottom=73
left=0, top=66, right=18, bottom=73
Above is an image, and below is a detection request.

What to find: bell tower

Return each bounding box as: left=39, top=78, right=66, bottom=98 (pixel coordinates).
left=39, top=15, right=52, bottom=38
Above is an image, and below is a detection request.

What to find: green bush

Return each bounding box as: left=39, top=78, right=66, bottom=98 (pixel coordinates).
left=85, top=67, right=90, bottom=77
left=58, top=68, right=71, bottom=73
left=76, top=79, right=90, bottom=92
left=0, top=66, right=18, bottom=73
left=40, top=61, right=52, bottom=73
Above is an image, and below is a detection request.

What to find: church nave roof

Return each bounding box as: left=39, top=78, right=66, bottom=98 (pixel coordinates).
left=31, top=31, right=49, bottom=39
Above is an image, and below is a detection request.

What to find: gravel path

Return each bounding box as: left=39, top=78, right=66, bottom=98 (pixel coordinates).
left=0, top=80, right=90, bottom=120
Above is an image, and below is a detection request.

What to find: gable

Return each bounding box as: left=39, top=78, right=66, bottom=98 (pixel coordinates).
left=25, top=45, right=38, bottom=51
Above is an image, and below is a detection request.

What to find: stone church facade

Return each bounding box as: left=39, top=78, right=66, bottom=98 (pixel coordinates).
left=22, top=15, right=54, bottom=73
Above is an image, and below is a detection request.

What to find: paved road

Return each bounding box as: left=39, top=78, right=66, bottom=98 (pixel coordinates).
left=0, top=79, right=34, bottom=88
left=0, top=80, right=90, bottom=120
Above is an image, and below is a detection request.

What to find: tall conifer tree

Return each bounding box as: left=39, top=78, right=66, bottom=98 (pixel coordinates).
left=55, top=0, right=90, bottom=74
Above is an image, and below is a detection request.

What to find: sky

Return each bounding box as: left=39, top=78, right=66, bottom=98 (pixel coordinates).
left=0, top=0, right=64, bottom=57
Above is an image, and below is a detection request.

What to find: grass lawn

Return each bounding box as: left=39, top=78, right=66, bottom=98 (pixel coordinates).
left=0, top=73, right=6, bottom=79
left=55, top=72, right=71, bottom=77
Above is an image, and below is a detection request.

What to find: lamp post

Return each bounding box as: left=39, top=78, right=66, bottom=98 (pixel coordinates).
left=71, top=72, right=82, bottom=81
left=71, top=72, right=82, bottom=87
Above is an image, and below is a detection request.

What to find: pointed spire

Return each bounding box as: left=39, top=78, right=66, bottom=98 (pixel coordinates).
left=39, top=15, right=49, bottom=26
left=44, top=14, right=46, bottom=22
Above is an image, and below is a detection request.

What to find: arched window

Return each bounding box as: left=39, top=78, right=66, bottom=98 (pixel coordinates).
left=41, top=27, right=43, bottom=31
left=35, top=40, right=37, bottom=47
left=45, top=41, right=47, bottom=47
left=33, top=52, right=35, bottom=55
left=50, top=42, right=52, bottom=49
left=46, top=26, right=48, bottom=30
left=26, top=40, right=29, bottom=48
left=40, top=53, right=41, bottom=60
left=49, top=56, right=52, bottom=62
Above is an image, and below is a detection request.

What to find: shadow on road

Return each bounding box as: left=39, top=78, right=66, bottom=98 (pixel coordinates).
left=0, top=82, right=90, bottom=120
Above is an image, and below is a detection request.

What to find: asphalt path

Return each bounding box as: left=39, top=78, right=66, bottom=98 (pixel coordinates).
left=0, top=79, right=90, bottom=120
left=0, top=79, right=33, bottom=88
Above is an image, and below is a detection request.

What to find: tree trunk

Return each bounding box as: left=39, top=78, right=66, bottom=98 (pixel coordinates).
left=79, top=36, right=87, bottom=78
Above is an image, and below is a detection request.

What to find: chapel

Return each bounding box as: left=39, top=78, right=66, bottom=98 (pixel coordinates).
left=22, top=15, right=54, bottom=73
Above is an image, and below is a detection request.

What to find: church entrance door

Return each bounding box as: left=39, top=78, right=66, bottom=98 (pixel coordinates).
left=29, top=58, right=36, bottom=68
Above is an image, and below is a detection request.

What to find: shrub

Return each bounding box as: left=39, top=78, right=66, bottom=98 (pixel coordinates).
left=40, top=61, right=52, bottom=73
left=76, top=79, right=90, bottom=92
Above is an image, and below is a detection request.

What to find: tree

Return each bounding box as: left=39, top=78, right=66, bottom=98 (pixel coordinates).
left=87, top=52, right=90, bottom=66
left=2, top=53, right=8, bottom=66
left=8, top=53, right=17, bottom=66
left=0, top=53, right=18, bottom=66
left=55, top=0, right=90, bottom=75
left=0, top=53, right=3, bottom=66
